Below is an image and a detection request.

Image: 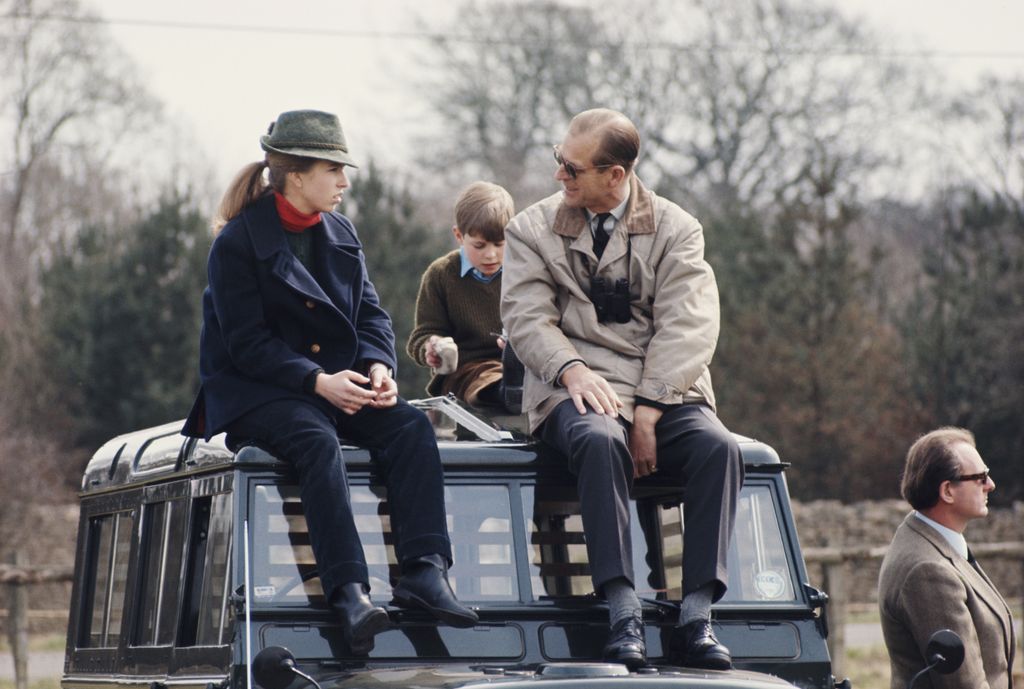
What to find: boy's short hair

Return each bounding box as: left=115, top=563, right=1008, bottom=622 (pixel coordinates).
left=454, top=182, right=514, bottom=243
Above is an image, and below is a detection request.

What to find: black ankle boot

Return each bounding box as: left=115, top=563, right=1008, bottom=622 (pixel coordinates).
left=330, top=582, right=390, bottom=655
left=392, top=554, right=479, bottom=628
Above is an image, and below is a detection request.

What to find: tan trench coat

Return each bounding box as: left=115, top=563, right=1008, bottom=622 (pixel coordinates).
left=501, top=175, right=719, bottom=432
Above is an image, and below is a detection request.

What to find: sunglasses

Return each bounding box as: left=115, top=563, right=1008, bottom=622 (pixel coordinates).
left=951, top=470, right=990, bottom=484
left=553, top=145, right=615, bottom=180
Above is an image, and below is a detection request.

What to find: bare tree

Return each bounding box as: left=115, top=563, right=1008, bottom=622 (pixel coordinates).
left=0, top=0, right=159, bottom=274
left=417, top=0, right=922, bottom=215
left=417, top=0, right=658, bottom=201
left=940, top=74, right=1024, bottom=214
left=642, top=0, right=918, bottom=215
left=0, top=0, right=163, bottom=506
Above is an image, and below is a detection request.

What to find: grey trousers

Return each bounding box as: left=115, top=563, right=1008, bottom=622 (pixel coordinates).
left=539, top=400, right=743, bottom=600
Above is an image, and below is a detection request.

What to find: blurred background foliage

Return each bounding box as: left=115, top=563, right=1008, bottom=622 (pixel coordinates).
left=1, top=0, right=1021, bottom=534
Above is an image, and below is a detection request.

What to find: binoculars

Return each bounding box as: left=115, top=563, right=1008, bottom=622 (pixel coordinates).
left=590, top=277, right=632, bottom=324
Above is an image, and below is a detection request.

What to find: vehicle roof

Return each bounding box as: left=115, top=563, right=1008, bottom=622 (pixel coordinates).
left=81, top=397, right=783, bottom=494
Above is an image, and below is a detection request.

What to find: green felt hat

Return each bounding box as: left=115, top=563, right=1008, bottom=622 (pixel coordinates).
left=260, top=110, right=358, bottom=167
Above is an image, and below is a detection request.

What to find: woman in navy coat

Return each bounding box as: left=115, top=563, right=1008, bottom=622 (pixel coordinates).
left=183, top=110, right=476, bottom=653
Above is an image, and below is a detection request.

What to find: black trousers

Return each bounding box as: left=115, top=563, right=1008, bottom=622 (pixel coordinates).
left=226, top=398, right=452, bottom=601
left=540, top=400, right=743, bottom=600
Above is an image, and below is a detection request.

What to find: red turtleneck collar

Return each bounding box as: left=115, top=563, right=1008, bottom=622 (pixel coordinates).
left=274, top=192, right=321, bottom=233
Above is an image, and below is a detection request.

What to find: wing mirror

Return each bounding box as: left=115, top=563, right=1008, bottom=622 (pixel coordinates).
left=252, top=646, right=321, bottom=689
left=908, top=630, right=965, bottom=689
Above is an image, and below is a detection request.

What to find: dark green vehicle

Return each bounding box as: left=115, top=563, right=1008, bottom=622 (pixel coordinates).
left=62, top=397, right=849, bottom=689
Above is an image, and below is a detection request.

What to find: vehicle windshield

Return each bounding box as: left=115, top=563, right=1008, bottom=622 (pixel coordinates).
left=247, top=481, right=798, bottom=607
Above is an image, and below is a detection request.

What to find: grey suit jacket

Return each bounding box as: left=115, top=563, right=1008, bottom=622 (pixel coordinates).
left=878, top=512, right=1016, bottom=689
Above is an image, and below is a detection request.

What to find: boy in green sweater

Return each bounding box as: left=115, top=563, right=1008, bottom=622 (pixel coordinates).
left=408, top=181, right=514, bottom=406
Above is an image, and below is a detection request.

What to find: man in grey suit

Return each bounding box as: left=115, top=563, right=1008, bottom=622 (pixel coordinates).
left=878, top=427, right=1016, bottom=689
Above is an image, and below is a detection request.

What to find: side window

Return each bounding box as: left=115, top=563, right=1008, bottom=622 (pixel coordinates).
left=80, top=511, right=135, bottom=648
left=134, top=499, right=187, bottom=646
left=196, top=493, right=233, bottom=645
left=179, top=493, right=233, bottom=646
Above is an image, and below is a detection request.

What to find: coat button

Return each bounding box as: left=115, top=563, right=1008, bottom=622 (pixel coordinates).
left=310, top=344, right=321, bottom=354
left=305, top=300, right=315, bottom=309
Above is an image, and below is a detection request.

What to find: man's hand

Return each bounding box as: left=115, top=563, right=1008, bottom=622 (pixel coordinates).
left=367, top=363, right=398, bottom=409
left=314, top=370, right=379, bottom=415
left=630, top=405, right=663, bottom=477
left=559, top=364, right=623, bottom=416
left=424, top=335, right=442, bottom=368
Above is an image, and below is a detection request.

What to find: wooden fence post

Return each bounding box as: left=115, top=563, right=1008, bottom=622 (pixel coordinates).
left=5, top=550, right=29, bottom=689
left=822, top=559, right=848, bottom=680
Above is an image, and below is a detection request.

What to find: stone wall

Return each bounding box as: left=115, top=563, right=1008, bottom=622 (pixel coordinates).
left=794, top=499, right=1024, bottom=606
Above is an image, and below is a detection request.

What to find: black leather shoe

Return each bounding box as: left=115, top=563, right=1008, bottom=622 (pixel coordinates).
left=602, top=613, right=646, bottom=669
left=330, top=582, right=390, bottom=655
left=669, top=619, right=732, bottom=670
left=392, top=554, right=479, bottom=628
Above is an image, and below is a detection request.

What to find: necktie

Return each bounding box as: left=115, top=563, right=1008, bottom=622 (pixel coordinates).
left=592, top=213, right=612, bottom=258
left=967, top=548, right=983, bottom=575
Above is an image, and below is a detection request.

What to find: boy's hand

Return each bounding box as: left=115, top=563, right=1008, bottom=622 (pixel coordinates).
left=427, top=336, right=458, bottom=374
left=314, top=370, right=378, bottom=415
left=424, top=335, right=442, bottom=368
left=367, top=363, right=398, bottom=408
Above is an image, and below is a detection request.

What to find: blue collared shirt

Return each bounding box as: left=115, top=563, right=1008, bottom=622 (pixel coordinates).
left=460, top=247, right=502, bottom=283
left=914, top=511, right=969, bottom=560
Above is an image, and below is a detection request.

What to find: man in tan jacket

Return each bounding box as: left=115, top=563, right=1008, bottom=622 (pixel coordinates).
left=501, top=108, right=743, bottom=670
left=879, top=427, right=1016, bottom=689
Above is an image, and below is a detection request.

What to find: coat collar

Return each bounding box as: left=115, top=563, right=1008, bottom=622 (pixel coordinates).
left=552, top=174, right=657, bottom=240
left=242, top=193, right=360, bottom=261
left=905, top=512, right=963, bottom=562
left=237, top=194, right=363, bottom=317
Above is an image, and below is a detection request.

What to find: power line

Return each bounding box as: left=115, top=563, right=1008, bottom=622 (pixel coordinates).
left=5, top=11, right=1024, bottom=60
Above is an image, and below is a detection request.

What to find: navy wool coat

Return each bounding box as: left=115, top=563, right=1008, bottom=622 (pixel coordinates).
left=183, top=193, right=397, bottom=440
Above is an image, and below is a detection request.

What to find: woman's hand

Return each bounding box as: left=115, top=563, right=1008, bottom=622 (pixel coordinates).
left=314, top=370, right=379, bottom=415
left=367, top=363, right=398, bottom=409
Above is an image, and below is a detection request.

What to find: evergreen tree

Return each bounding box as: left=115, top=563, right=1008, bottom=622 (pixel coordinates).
left=904, top=190, right=1024, bottom=503
left=37, top=194, right=210, bottom=450
left=706, top=166, right=922, bottom=501
left=346, top=162, right=450, bottom=397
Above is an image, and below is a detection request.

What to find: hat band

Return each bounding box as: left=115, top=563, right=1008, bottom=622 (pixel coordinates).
left=268, top=140, right=348, bottom=151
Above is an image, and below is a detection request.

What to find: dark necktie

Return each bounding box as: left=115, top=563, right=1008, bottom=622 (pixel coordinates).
left=967, top=548, right=983, bottom=575
left=592, top=212, right=612, bottom=258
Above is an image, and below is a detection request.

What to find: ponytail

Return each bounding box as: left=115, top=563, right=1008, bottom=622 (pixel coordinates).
left=212, top=161, right=268, bottom=234
left=211, top=153, right=320, bottom=234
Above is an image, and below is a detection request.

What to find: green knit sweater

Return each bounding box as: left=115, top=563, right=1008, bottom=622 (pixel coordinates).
left=407, top=250, right=503, bottom=388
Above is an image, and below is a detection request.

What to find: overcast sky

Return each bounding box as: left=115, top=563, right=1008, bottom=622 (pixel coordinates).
left=87, top=0, right=1024, bottom=191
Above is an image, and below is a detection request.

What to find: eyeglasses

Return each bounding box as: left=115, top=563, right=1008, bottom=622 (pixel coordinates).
left=553, top=145, right=615, bottom=180
left=951, top=470, right=990, bottom=484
